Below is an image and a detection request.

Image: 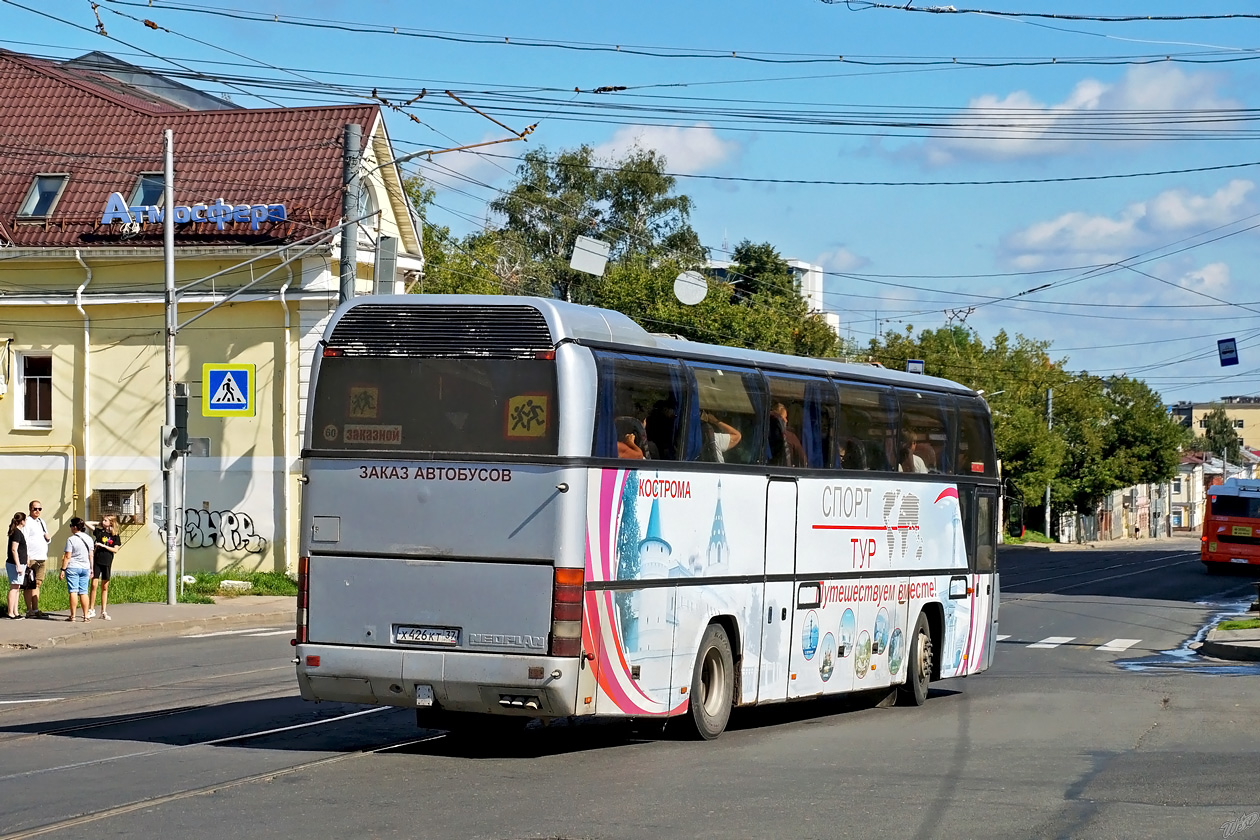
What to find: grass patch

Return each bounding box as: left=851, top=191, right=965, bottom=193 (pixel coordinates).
left=3, top=568, right=295, bottom=615
left=1004, top=529, right=1055, bottom=545
left=1218, top=618, right=1260, bottom=631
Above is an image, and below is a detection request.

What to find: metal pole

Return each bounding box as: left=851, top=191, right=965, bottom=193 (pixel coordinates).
left=339, top=123, right=361, bottom=305
left=1044, top=387, right=1053, bottom=540
left=163, top=129, right=178, bottom=605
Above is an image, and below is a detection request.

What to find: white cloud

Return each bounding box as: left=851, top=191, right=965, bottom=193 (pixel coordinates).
left=1179, top=261, right=1231, bottom=293
left=815, top=247, right=868, bottom=273
left=1001, top=180, right=1255, bottom=269
left=594, top=123, right=738, bottom=174
left=918, top=65, right=1238, bottom=165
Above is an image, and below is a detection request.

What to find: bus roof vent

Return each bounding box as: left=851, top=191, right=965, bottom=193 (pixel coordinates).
left=328, top=304, right=553, bottom=358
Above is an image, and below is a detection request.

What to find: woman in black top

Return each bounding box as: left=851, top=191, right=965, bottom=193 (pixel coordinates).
left=89, top=515, right=122, bottom=621
left=7, top=511, right=27, bottom=620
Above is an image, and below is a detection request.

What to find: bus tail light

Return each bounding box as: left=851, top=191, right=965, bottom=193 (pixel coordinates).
left=296, top=555, right=310, bottom=645
left=550, top=567, right=584, bottom=657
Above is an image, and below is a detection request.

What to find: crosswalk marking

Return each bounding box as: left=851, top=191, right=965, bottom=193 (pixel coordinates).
left=183, top=627, right=276, bottom=638
left=1028, top=636, right=1075, bottom=649
left=1097, top=638, right=1141, bottom=652
left=244, top=629, right=294, bottom=637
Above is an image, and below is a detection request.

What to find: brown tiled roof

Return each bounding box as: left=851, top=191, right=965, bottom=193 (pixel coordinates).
left=0, top=49, right=379, bottom=248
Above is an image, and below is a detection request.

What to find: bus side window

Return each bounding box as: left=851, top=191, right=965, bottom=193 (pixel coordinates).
left=956, top=396, right=997, bottom=478
left=896, top=388, right=952, bottom=474
left=836, top=382, right=896, bottom=471
left=684, top=363, right=765, bottom=466
left=765, top=374, right=837, bottom=468
left=592, top=352, right=686, bottom=461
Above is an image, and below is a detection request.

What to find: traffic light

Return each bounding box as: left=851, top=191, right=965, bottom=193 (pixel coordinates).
left=174, top=386, right=189, bottom=452
left=160, top=424, right=178, bottom=470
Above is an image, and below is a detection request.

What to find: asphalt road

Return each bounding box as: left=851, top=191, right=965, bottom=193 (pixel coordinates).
left=2, top=537, right=1258, bottom=840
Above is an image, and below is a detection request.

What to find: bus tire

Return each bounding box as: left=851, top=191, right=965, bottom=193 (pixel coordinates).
left=898, top=613, right=932, bottom=707
left=687, top=624, right=735, bottom=740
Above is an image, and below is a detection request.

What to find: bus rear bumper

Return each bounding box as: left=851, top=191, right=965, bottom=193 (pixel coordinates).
left=295, top=643, right=581, bottom=717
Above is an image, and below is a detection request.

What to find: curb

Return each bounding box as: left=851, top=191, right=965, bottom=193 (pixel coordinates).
left=14, top=608, right=296, bottom=651
left=1198, top=628, right=1260, bottom=663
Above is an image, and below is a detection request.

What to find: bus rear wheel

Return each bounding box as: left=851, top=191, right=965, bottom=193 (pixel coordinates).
left=898, top=613, right=933, bottom=707
left=687, top=624, right=735, bottom=740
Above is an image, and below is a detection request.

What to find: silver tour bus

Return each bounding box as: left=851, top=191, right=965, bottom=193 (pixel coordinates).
left=295, top=295, right=999, bottom=739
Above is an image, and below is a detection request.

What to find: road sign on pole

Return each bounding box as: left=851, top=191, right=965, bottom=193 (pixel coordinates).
left=203, top=363, right=256, bottom=417
left=1218, top=338, right=1239, bottom=367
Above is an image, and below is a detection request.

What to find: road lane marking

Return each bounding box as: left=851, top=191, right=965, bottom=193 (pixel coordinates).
left=996, top=634, right=1012, bottom=641
left=244, top=630, right=293, bottom=637
left=1028, top=636, right=1075, bottom=649
left=0, top=698, right=62, bottom=705
left=0, top=706, right=394, bottom=783
left=182, top=628, right=276, bottom=638
left=1098, top=638, right=1141, bottom=652
left=0, top=728, right=442, bottom=840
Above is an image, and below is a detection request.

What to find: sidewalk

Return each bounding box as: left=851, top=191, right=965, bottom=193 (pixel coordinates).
left=1199, top=626, right=1260, bottom=663
left=1, top=596, right=295, bottom=651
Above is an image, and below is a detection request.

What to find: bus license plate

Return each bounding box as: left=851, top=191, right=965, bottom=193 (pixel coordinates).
left=394, top=625, right=460, bottom=646
left=1231, top=526, right=1253, bottom=537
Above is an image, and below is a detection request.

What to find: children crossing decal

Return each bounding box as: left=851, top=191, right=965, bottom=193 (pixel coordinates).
left=203, top=364, right=256, bottom=417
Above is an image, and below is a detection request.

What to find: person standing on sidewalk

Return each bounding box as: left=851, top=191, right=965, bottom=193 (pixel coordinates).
left=21, top=500, right=51, bottom=618
left=87, top=515, right=120, bottom=620
left=6, top=512, right=27, bottom=620
left=59, top=517, right=93, bottom=622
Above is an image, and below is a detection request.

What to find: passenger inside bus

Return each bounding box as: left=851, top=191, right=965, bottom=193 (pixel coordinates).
left=700, top=411, right=742, bottom=462
left=898, top=435, right=929, bottom=473
left=646, top=399, right=681, bottom=460
left=615, top=416, right=648, bottom=459
left=768, top=402, right=806, bottom=467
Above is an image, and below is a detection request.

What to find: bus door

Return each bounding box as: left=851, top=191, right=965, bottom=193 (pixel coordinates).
left=971, top=487, right=999, bottom=674
left=953, top=486, right=998, bottom=676
left=758, top=478, right=797, bottom=703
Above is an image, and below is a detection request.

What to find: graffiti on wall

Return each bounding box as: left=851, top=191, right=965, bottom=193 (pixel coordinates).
left=184, top=508, right=269, bottom=555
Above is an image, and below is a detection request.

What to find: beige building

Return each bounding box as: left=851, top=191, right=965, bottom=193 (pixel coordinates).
left=0, top=50, right=420, bottom=575
left=1170, top=396, right=1260, bottom=450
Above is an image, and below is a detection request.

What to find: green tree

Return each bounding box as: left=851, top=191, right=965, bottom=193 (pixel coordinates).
left=728, top=239, right=796, bottom=301
left=1201, top=406, right=1242, bottom=464
left=489, top=145, right=704, bottom=302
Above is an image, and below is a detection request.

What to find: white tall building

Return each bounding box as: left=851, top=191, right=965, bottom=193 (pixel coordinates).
left=707, top=258, right=841, bottom=336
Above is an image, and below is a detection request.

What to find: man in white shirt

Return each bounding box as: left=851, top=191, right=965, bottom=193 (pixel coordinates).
left=21, top=499, right=51, bottom=618
left=700, top=411, right=742, bottom=463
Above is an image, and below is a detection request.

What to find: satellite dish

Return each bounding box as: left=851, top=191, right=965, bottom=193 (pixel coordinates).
left=674, top=270, right=707, bottom=305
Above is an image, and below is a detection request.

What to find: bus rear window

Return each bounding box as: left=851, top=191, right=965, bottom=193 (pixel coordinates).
left=310, top=356, right=558, bottom=455
left=1210, top=495, right=1260, bottom=519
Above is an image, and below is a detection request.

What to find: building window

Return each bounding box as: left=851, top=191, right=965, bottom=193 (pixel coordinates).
left=1173, top=477, right=1182, bottom=494
left=1197, top=418, right=1207, bottom=429
left=129, top=172, right=164, bottom=207
left=1235, top=419, right=1245, bottom=429
left=17, top=353, right=52, bottom=427
left=1172, top=510, right=1183, bottom=528
left=18, top=174, right=69, bottom=218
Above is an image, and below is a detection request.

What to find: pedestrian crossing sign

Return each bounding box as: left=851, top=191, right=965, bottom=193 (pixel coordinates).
left=202, top=364, right=256, bottom=417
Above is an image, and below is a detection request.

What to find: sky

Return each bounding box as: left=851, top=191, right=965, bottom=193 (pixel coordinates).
left=4, top=0, right=1260, bottom=405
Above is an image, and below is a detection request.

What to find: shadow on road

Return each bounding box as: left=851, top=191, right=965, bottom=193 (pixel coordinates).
left=0, top=685, right=964, bottom=760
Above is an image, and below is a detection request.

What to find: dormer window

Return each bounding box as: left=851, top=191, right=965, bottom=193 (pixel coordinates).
left=130, top=172, right=164, bottom=207
left=18, top=174, right=69, bottom=218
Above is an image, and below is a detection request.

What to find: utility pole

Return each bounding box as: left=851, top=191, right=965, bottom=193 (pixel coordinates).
left=1044, top=387, right=1053, bottom=540
left=339, top=123, right=361, bottom=304
left=162, top=129, right=178, bottom=605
